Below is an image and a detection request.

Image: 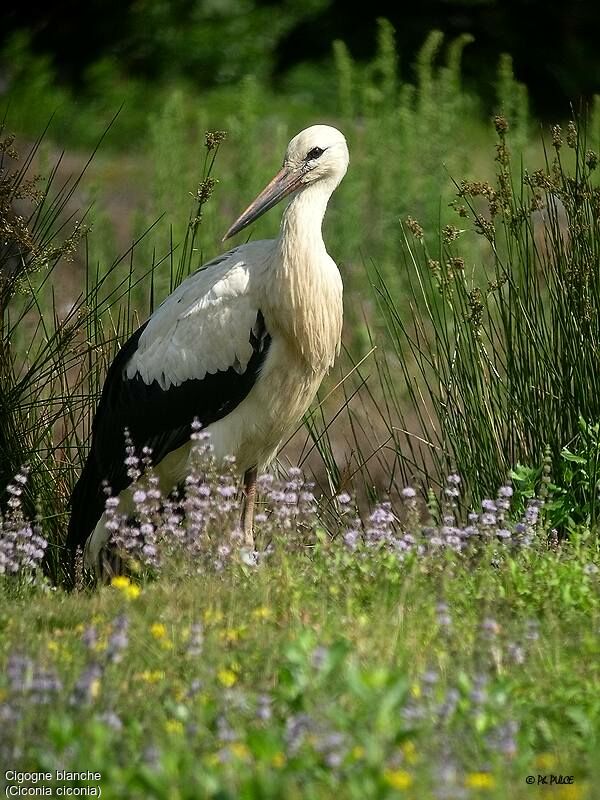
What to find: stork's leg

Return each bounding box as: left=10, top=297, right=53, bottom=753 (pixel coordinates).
left=241, top=466, right=257, bottom=547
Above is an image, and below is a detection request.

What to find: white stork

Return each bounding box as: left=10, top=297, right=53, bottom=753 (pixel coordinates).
left=66, top=124, right=349, bottom=581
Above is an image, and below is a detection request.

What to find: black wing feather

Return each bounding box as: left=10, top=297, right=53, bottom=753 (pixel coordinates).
left=66, top=310, right=271, bottom=565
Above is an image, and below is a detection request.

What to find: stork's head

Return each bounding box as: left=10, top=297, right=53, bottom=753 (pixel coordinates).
left=223, top=125, right=348, bottom=241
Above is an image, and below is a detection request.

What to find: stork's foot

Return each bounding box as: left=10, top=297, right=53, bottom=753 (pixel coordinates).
left=241, top=466, right=257, bottom=548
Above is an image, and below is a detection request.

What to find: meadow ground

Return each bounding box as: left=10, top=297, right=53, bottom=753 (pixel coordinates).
left=1, top=464, right=600, bottom=799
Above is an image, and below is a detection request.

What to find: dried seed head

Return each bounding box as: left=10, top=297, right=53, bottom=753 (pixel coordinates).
left=551, top=124, right=563, bottom=149
left=487, top=190, right=500, bottom=217
left=495, top=140, right=510, bottom=169
left=467, top=288, right=484, bottom=331
left=494, top=115, right=509, bottom=135
left=566, top=121, right=577, bottom=149
left=442, top=224, right=461, bottom=244
left=585, top=150, right=598, bottom=171
left=0, top=133, right=18, bottom=158
left=205, top=131, right=227, bottom=151
left=474, top=214, right=495, bottom=240
left=405, top=216, right=424, bottom=239
left=458, top=180, right=493, bottom=198
left=525, top=172, right=555, bottom=204
left=195, top=177, right=217, bottom=204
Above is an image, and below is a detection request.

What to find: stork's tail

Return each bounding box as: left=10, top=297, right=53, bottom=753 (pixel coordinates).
left=64, top=455, right=106, bottom=589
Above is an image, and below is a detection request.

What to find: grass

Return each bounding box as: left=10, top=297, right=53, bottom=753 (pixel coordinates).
left=1, top=447, right=599, bottom=797
left=1, top=513, right=599, bottom=798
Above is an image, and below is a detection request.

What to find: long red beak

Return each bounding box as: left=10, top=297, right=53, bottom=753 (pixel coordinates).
left=222, top=167, right=302, bottom=241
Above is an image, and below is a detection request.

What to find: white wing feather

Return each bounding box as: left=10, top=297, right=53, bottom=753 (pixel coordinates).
left=126, top=243, right=271, bottom=390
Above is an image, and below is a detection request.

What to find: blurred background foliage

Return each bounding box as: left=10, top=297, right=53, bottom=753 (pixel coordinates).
left=2, top=0, right=599, bottom=118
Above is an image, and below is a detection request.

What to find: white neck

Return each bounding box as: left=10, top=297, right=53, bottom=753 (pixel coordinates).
left=279, top=178, right=336, bottom=254
left=267, top=178, right=343, bottom=372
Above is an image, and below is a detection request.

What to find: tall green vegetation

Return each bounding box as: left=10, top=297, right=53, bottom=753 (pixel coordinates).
left=0, top=123, right=86, bottom=527
left=0, top=122, right=225, bottom=579
left=363, top=115, right=600, bottom=530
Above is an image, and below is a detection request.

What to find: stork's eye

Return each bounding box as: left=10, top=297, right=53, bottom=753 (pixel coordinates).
left=306, top=147, right=324, bottom=161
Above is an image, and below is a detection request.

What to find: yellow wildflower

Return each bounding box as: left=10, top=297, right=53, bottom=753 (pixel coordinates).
left=164, top=719, right=184, bottom=735
left=230, top=742, right=250, bottom=760
left=271, top=752, right=286, bottom=768
left=384, top=769, right=413, bottom=790
left=557, top=785, right=586, bottom=800
left=410, top=683, right=421, bottom=699
left=150, top=623, right=168, bottom=639
left=219, top=627, right=244, bottom=643
left=402, top=740, right=418, bottom=765
left=111, top=575, right=141, bottom=599
left=464, top=772, right=496, bottom=790
left=351, top=745, right=365, bottom=760
left=217, top=668, right=238, bottom=687
left=203, top=608, right=224, bottom=624
left=89, top=677, right=101, bottom=701
left=47, top=640, right=59, bottom=653
left=251, top=606, right=272, bottom=620
left=138, top=670, right=165, bottom=684
left=534, top=752, right=557, bottom=770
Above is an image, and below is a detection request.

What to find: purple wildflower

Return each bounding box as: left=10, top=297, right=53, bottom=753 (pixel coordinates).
left=0, top=470, right=48, bottom=576
left=82, top=626, right=98, bottom=650
left=285, top=713, right=313, bottom=755
left=72, top=663, right=103, bottom=705
left=256, top=693, right=272, bottom=721
left=343, top=528, right=360, bottom=550
left=97, top=711, right=123, bottom=731
left=311, top=645, right=329, bottom=670
left=507, top=642, right=525, bottom=665
left=436, top=602, right=452, bottom=628
left=187, top=622, right=204, bottom=657
left=106, top=615, right=129, bottom=663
